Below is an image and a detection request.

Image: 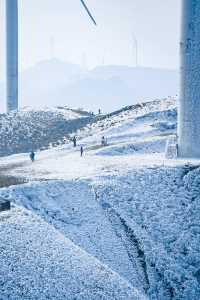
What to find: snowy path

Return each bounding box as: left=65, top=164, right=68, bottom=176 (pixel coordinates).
left=0, top=144, right=198, bottom=182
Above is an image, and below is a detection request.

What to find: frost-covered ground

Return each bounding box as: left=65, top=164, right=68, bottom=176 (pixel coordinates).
left=0, top=97, right=200, bottom=299
left=0, top=206, right=145, bottom=300
left=0, top=106, right=94, bottom=156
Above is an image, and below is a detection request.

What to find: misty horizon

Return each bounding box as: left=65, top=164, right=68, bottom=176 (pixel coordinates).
left=0, top=0, right=181, bottom=78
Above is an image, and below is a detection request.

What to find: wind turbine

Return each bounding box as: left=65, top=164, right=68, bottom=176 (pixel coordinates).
left=6, top=1, right=200, bottom=158
left=6, top=0, right=97, bottom=113
left=132, top=33, right=138, bottom=67
left=178, top=0, right=200, bottom=158
left=6, top=0, right=18, bottom=112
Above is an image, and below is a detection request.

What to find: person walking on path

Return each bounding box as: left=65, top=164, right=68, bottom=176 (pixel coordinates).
left=30, top=151, right=35, bottom=162
left=101, top=136, right=107, bottom=146
left=80, top=146, right=84, bottom=157
left=72, top=136, right=77, bottom=147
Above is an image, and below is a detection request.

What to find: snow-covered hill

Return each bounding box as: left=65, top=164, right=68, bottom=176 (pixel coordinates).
left=0, top=97, right=199, bottom=300
left=0, top=96, right=176, bottom=158
left=0, top=107, right=93, bottom=156
left=0, top=59, right=178, bottom=112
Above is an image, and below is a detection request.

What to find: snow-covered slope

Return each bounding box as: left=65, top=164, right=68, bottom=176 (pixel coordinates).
left=0, top=206, right=145, bottom=300
left=76, top=97, right=177, bottom=155
left=0, top=96, right=176, bottom=158
left=0, top=180, right=143, bottom=290
left=0, top=107, right=93, bottom=156
left=93, top=166, right=200, bottom=300
left=0, top=97, right=199, bottom=300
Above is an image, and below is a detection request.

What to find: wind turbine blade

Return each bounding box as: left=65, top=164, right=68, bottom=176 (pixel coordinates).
left=80, top=0, right=97, bottom=26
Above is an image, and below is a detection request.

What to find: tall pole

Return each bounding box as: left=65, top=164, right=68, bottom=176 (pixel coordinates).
left=178, top=0, right=200, bottom=158
left=132, top=33, right=138, bottom=67
left=49, top=36, right=55, bottom=60
left=6, top=0, right=18, bottom=112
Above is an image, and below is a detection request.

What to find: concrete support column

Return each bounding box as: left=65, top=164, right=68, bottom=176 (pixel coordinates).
left=178, top=0, right=200, bottom=158
left=6, top=0, right=18, bottom=112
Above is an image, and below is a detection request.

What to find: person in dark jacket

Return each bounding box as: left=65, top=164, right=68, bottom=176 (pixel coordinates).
left=80, top=146, right=84, bottom=157
left=30, top=151, right=35, bottom=162
left=102, top=136, right=108, bottom=146
left=72, top=136, right=77, bottom=147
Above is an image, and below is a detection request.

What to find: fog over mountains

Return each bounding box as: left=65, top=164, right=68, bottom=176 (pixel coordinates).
left=0, top=59, right=178, bottom=113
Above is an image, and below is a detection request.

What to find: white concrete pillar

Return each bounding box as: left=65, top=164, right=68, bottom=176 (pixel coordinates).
left=6, top=0, right=18, bottom=112
left=178, top=0, right=200, bottom=157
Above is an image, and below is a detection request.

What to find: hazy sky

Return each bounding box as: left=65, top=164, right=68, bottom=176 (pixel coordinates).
left=0, top=0, right=181, bottom=78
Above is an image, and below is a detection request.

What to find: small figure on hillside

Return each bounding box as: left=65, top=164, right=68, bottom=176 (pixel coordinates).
left=98, top=108, right=101, bottom=115
left=101, top=136, right=107, bottom=146
left=80, top=146, right=84, bottom=157
left=72, top=136, right=77, bottom=147
left=30, top=151, right=35, bottom=162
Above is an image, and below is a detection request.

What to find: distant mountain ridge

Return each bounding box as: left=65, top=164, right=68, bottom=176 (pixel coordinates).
left=0, top=59, right=178, bottom=112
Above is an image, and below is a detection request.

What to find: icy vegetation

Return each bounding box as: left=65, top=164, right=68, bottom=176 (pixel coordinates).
left=0, top=107, right=93, bottom=156
left=0, top=96, right=199, bottom=299
left=0, top=207, right=145, bottom=300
